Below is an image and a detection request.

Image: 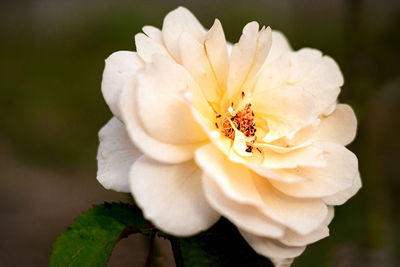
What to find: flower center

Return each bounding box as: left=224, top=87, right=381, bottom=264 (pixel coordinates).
left=215, top=98, right=257, bottom=153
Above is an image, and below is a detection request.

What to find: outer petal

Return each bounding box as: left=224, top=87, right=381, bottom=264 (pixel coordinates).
left=202, top=175, right=286, bottom=238
left=136, top=54, right=207, bottom=145
left=162, top=7, right=206, bottom=61
left=120, top=77, right=204, bottom=164
left=323, top=171, right=362, bottom=205
left=270, top=142, right=358, bottom=198
left=101, top=51, right=143, bottom=119
left=314, top=104, right=357, bottom=146
left=289, top=48, right=343, bottom=113
left=195, top=144, right=328, bottom=235
left=278, top=206, right=334, bottom=247
left=130, top=156, right=220, bottom=236
left=135, top=33, right=171, bottom=63
left=239, top=230, right=306, bottom=259
left=142, top=25, right=163, bottom=43
left=266, top=30, right=292, bottom=64
left=97, top=117, right=142, bottom=192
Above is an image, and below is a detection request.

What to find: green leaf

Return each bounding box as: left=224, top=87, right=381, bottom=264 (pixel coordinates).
left=163, top=218, right=274, bottom=267
left=51, top=203, right=273, bottom=267
left=50, top=202, right=152, bottom=267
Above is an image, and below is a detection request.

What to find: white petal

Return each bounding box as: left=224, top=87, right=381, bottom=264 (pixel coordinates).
left=289, top=48, right=343, bottom=113
left=179, top=32, right=222, bottom=103
left=130, top=156, right=220, bottom=236
left=252, top=85, right=319, bottom=142
left=195, top=144, right=328, bottom=235
left=162, top=7, right=206, bottom=61
left=323, top=171, right=362, bottom=205
left=270, top=142, right=358, bottom=198
left=135, top=33, right=171, bottom=63
left=270, top=258, right=294, bottom=267
left=205, top=19, right=229, bottom=88
left=120, top=77, right=204, bottom=164
left=314, top=104, right=357, bottom=146
left=142, top=25, right=163, bottom=44
left=136, top=54, right=207, bottom=145
left=266, top=30, right=292, bottom=64
left=240, top=230, right=306, bottom=259
left=97, top=117, right=142, bottom=192
left=202, top=175, right=286, bottom=238
left=101, top=51, right=143, bottom=119
left=255, top=144, right=326, bottom=170
left=225, top=23, right=272, bottom=103
left=278, top=206, right=334, bottom=247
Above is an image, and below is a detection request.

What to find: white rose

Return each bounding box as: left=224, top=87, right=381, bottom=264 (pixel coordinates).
left=97, top=7, right=361, bottom=266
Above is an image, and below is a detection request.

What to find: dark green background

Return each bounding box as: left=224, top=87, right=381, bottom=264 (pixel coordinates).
left=1, top=0, right=399, bottom=266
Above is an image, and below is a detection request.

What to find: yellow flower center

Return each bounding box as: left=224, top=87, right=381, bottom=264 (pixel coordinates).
left=215, top=93, right=258, bottom=153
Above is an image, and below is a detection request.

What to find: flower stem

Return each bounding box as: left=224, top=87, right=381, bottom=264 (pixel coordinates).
left=145, top=229, right=157, bottom=267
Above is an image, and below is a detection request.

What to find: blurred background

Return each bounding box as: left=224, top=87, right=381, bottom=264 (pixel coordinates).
left=1, top=0, right=399, bottom=266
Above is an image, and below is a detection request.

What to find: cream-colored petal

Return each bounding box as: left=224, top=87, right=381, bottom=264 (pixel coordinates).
left=314, top=104, right=357, bottom=146
left=97, top=117, right=142, bottom=192
left=256, top=144, right=326, bottom=170
left=142, top=25, right=163, bottom=44
left=266, top=30, right=292, bottom=64
left=136, top=54, right=207, bottom=145
left=205, top=19, right=229, bottom=88
left=195, top=144, right=328, bottom=235
left=101, top=51, right=143, bottom=119
left=162, top=6, right=206, bottom=61
left=289, top=48, right=343, bottom=113
left=135, top=33, right=171, bottom=63
left=130, top=156, right=220, bottom=236
left=240, top=230, right=306, bottom=259
left=252, top=85, right=319, bottom=142
left=270, top=142, right=358, bottom=198
left=278, top=206, right=334, bottom=247
left=120, top=77, right=204, bottom=164
left=179, top=32, right=221, bottom=103
left=202, top=175, right=286, bottom=238
left=225, top=23, right=272, bottom=103
left=323, top=171, right=361, bottom=205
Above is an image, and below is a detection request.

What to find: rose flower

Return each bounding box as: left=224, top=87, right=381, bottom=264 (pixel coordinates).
left=97, top=7, right=361, bottom=266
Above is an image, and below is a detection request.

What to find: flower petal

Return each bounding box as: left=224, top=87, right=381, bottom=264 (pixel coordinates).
left=225, top=23, right=272, bottom=103
left=270, top=142, right=358, bottom=198
left=314, top=104, right=357, bottom=146
left=205, top=19, right=229, bottom=88
left=278, top=206, right=334, bottom=247
left=266, top=30, right=292, bottom=64
left=101, top=51, right=143, bottom=119
left=142, top=25, right=163, bottom=43
left=288, top=48, right=343, bottom=113
left=162, top=6, right=206, bottom=61
left=195, top=144, right=328, bottom=235
left=135, top=33, right=171, bottom=63
left=239, top=229, right=306, bottom=259
left=252, top=85, right=319, bottom=142
left=202, top=174, right=286, bottom=238
left=97, top=117, right=142, bottom=192
left=130, top=156, right=220, bottom=236
left=179, top=32, right=222, bottom=103
left=136, top=54, right=207, bottom=145
left=120, top=77, right=204, bottom=164
left=323, top=171, right=361, bottom=205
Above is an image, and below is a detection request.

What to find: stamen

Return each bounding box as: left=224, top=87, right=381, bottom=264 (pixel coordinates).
left=219, top=103, right=257, bottom=152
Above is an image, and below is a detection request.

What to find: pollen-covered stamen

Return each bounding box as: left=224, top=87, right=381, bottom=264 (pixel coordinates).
left=217, top=103, right=257, bottom=152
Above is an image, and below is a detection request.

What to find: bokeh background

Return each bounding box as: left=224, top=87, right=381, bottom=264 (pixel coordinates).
left=1, top=0, right=400, bottom=266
